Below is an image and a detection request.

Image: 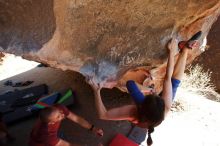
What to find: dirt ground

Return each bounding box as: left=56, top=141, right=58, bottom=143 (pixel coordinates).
left=0, top=55, right=220, bottom=146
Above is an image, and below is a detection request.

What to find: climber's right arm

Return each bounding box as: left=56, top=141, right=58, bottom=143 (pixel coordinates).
left=95, top=89, right=135, bottom=120
left=89, top=79, right=135, bottom=121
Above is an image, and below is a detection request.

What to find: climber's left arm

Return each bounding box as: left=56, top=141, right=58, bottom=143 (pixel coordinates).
left=161, top=39, right=176, bottom=114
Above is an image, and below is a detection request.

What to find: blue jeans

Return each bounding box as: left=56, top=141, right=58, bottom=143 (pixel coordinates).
left=171, top=78, right=181, bottom=100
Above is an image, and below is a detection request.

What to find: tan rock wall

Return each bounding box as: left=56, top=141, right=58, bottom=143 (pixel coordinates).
left=0, top=0, right=220, bottom=91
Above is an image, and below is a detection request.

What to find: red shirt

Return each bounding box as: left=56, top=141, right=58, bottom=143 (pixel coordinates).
left=29, top=105, right=70, bottom=146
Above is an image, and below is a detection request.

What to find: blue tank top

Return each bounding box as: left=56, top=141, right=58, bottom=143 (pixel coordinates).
left=126, top=80, right=145, bottom=104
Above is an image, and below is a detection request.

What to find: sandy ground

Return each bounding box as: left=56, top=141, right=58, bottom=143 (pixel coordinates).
left=0, top=54, right=220, bottom=146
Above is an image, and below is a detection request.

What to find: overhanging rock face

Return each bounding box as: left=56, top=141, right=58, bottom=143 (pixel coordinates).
left=0, top=0, right=220, bottom=92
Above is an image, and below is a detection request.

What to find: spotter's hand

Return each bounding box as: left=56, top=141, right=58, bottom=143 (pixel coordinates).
left=92, top=127, right=104, bottom=137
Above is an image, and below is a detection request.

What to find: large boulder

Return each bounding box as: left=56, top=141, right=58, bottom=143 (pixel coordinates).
left=194, top=17, right=220, bottom=93
left=0, top=0, right=220, bottom=92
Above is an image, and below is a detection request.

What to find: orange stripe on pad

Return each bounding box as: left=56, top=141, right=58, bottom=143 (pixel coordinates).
left=36, top=102, right=50, bottom=107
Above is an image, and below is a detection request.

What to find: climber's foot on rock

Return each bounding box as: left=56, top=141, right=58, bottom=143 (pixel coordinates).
left=180, top=40, right=200, bottom=52
left=178, top=31, right=202, bottom=51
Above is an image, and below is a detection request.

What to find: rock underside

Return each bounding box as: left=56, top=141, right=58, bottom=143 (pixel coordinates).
left=0, top=0, right=220, bottom=92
